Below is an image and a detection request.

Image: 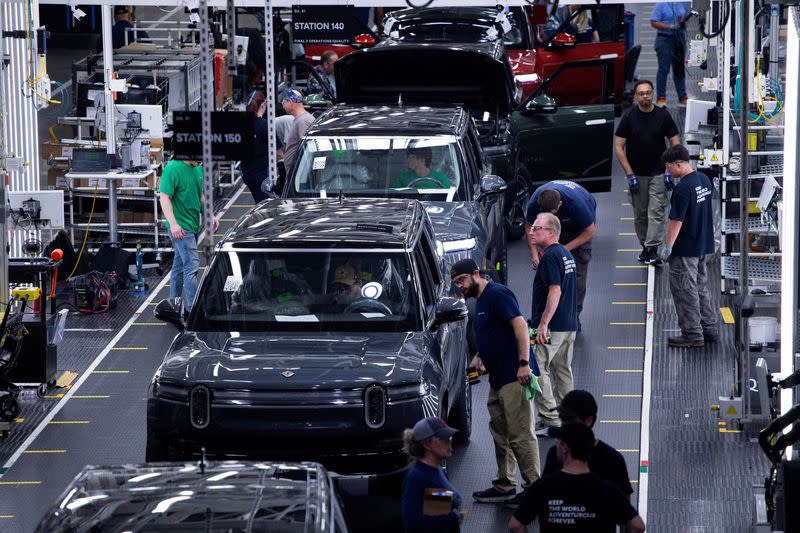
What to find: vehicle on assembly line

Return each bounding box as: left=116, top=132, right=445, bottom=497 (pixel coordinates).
left=334, top=38, right=615, bottom=240
left=35, top=461, right=354, bottom=532
left=281, top=104, right=508, bottom=283
left=146, top=199, right=472, bottom=472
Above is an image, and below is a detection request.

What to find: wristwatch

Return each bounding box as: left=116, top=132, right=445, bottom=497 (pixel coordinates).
left=519, top=359, right=529, bottom=367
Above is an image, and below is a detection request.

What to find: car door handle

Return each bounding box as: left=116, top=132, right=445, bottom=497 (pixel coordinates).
left=585, top=119, right=607, bottom=126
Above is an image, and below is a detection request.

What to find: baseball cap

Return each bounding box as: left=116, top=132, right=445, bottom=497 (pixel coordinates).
left=281, top=89, right=304, bottom=104
left=557, top=389, right=598, bottom=421
left=411, top=417, right=458, bottom=442
left=333, top=264, right=359, bottom=286
left=449, top=258, right=479, bottom=279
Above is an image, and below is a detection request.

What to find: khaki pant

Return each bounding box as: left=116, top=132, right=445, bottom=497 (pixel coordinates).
left=630, top=174, right=668, bottom=248
left=487, top=381, right=541, bottom=492
left=533, top=330, right=577, bottom=425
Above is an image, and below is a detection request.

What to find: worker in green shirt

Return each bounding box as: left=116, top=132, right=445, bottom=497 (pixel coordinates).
left=159, top=160, right=219, bottom=311
left=393, top=147, right=450, bottom=189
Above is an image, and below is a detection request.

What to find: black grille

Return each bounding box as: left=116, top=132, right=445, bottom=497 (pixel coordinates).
left=189, top=385, right=211, bottom=429
left=364, top=385, right=386, bottom=428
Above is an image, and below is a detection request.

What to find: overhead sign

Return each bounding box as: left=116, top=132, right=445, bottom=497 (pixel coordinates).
left=173, top=111, right=254, bottom=161
left=291, top=5, right=366, bottom=45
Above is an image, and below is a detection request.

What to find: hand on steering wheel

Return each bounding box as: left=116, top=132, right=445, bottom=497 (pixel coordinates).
left=407, top=176, right=445, bottom=189
left=343, top=298, right=393, bottom=315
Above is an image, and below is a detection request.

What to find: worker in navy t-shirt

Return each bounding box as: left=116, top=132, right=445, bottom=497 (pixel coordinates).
left=529, top=212, right=577, bottom=436
left=450, top=259, right=540, bottom=504
left=660, top=144, right=718, bottom=348
left=525, top=180, right=595, bottom=327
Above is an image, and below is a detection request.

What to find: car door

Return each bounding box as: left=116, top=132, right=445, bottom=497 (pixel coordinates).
left=464, top=127, right=504, bottom=273
left=509, top=60, right=614, bottom=193
left=532, top=4, right=626, bottom=106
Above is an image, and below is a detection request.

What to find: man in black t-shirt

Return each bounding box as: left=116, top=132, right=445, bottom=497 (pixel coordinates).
left=614, top=79, right=680, bottom=265
left=509, top=423, right=646, bottom=533
left=540, top=390, right=633, bottom=499
left=660, top=144, right=718, bottom=348
left=529, top=213, right=577, bottom=437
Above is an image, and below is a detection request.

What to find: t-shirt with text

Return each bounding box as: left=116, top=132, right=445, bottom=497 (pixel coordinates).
left=668, top=170, right=714, bottom=257
left=543, top=440, right=634, bottom=496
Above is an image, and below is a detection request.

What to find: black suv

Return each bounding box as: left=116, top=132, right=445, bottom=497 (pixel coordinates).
left=147, top=199, right=472, bottom=472
left=282, top=104, right=508, bottom=282
left=335, top=39, right=616, bottom=239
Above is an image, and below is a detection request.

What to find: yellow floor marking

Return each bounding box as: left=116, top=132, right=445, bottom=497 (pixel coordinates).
left=612, top=301, right=646, bottom=305
left=600, top=420, right=640, bottom=424
left=630, top=480, right=640, bottom=484
left=618, top=449, right=640, bottom=453
left=720, top=307, right=734, bottom=324
left=617, top=248, right=640, bottom=252
left=48, top=420, right=89, bottom=425
left=603, top=394, right=642, bottom=398
left=231, top=204, right=252, bottom=208
left=618, top=232, right=637, bottom=236
left=605, top=369, right=643, bottom=373
left=219, top=218, right=237, bottom=222
left=0, top=481, right=41, bottom=485
left=620, top=217, right=634, bottom=221
left=0, top=515, right=14, bottom=518
left=23, top=449, right=66, bottom=454
left=44, top=394, right=65, bottom=399
left=111, top=347, right=148, bottom=351
left=72, top=395, right=110, bottom=399
left=621, top=202, right=632, bottom=206
left=616, top=265, right=647, bottom=269
left=55, top=371, right=78, bottom=389
left=242, top=191, right=252, bottom=194
left=92, top=370, right=130, bottom=374
left=623, top=188, right=629, bottom=192
left=719, top=428, right=743, bottom=433
left=609, top=322, right=646, bottom=326
left=212, top=234, right=224, bottom=237
left=132, top=322, right=165, bottom=326
left=613, top=282, right=647, bottom=286
left=147, top=301, right=159, bottom=305
left=608, top=346, right=644, bottom=349
left=14, top=418, right=23, bottom=423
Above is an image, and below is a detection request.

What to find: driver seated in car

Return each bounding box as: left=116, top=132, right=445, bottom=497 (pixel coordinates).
left=393, top=147, right=451, bottom=189
left=331, top=263, right=364, bottom=306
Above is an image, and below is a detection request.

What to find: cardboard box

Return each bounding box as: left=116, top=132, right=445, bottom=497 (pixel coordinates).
left=134, top=210, right=155, bottom=224
left=422, top=488, right=454, bottom=516
left=47, top=165, right=69, bottom=189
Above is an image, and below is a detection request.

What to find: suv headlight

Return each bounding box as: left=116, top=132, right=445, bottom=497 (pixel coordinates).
left=442, top=238, right=477, bottom=253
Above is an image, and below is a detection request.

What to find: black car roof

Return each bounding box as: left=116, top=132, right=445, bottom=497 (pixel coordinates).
left=386, top=6, right=515, bottom=26
left=371, top=38, right=507, bottom=61
left=221, top=198, right=424, bottom=249
left=306, top=105, right=466, bottom=137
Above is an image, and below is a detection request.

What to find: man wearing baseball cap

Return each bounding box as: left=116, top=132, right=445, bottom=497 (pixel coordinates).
left=509, top=423, right=646, bottom=533
left=331, top=263, right=362, bottom=305
left=539, top=390, right=633, bottom=499
left=281, top=88, right=315, bottom=176
left=450, top=258, right=540, bottom=503
left=401, top=417, right=462, bottom=532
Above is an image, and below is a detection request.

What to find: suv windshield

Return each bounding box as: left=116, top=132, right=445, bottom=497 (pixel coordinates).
left=388, top=8, right=529, bottom=48
left=288, top=136, right=465, bottom=202
left=190, top=251, right=419, bottom=332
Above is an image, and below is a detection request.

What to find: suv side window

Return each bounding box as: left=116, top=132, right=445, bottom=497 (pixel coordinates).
left=414, top=248, right=436, bottom=313
left=413, top=231, right=441, bottom=315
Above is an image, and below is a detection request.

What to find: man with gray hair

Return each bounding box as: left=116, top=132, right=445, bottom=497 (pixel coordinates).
left=281, top=88, right=315, bottom=176
left=529, top=212, right=578, bottom=436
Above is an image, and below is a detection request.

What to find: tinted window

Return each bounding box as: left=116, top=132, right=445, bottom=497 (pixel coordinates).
left=289, top=135, right=465, bottom=202
left=190, top=251, right=419, bottom=332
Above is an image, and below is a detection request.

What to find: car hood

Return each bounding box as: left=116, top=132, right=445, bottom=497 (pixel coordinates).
left=158, top=331, right=427, bottom=389
left=335, top=40, right=516, bottom=116
left=423, top=201, right=480, bottom=243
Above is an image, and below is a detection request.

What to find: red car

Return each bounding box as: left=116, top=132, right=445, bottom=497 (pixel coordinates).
left=301, top=5, right=627, bottom=107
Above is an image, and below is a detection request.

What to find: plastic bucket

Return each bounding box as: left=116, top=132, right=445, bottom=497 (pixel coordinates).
left=749, top=316, right=778, bottom=344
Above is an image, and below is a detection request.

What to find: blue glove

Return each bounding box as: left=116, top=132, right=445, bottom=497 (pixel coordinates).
left=664, top=171, right=675, bottom=191
left=660, top=244, right=673, bottom=263
left=627, top=174, right=639, bottom=194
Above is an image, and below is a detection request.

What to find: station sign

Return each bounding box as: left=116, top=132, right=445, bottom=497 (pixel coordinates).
left=173, top=111, right=254, bottom=161
left=291, top=5, right=365, bottom=44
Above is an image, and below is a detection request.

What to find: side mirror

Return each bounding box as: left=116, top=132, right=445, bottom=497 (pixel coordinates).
left=351, top=33, right=377, bottom=49
left=155, top=297, right=185, bottom=330
left=476, top=174, right=507, bottom=201
left=433, top=296, right=468, bottom=329
left=546, top=32, right=577, bottom=50
left=524, top=94, right=559, bottom=114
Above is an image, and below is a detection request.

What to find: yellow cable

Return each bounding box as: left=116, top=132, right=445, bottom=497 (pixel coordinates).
left=66, top=179, right=100, bottom=280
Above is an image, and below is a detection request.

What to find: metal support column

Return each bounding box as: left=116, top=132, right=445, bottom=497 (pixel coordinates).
left=738, top=0, right=751, bottom=413
left=0, top=24, right=8, bottom=302
left=101, top=5, right=118, bottom=244
left=265, top=0, right=277, bottom=187
left=768, top=5, right=781, bottom=78
left=199, top=0, right=215, bottom=265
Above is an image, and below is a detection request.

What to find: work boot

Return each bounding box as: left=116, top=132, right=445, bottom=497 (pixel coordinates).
left=667, top=335, right=705, bottom=348
left=644, top=247, right=662, bottom=266
left=637, top=246, right=648, bottom=263
left=473, top=486, right=516, bottom=503
left=703, top=330, right=720, bottom=343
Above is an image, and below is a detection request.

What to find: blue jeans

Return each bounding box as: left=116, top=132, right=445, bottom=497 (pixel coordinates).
left=169, top=231, right=200, bottom=310
left=655, top=33, right=687, bottom=100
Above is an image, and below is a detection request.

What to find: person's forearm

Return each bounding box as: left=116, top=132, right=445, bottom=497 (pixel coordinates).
left=614, top=144, right=633, bottom=175
left=651, top=20, right=673, bottom=30
left=540, top=286, right=562, bottom=327
left=665, top=219, right=682, bottom=247
left=525, top=221, right=538, bottom=258
left=159, top=194, right=179, bottom=227
left=512, top=316, right=529, bottom=361
left=564, top=224, right=595, bottom=251
left=669, top=134, right=681, bottom=146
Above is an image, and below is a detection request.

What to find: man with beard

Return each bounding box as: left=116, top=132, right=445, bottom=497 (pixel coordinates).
left=450, top=259, right=540, bottom=504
